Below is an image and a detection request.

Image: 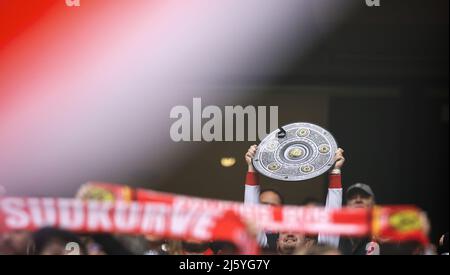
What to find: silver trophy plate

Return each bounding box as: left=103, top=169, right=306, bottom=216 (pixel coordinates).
left=252, top=122, right=338, bottom=181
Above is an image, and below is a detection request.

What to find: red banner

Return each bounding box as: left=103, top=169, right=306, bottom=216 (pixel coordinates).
left=0, top=182, right=429, bottom=254
left=82, top=182, right=430, bottom=244
left=0, top=197, right=259, bottom=254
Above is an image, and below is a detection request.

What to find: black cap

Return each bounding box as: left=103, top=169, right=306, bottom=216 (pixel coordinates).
left=346, top=183, right=375, bottom=199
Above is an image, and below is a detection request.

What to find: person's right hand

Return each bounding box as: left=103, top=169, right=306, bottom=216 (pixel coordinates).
left=245, top=145, right=258, bottom=172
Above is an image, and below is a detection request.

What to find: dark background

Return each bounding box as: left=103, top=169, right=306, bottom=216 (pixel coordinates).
left=131, top=0, right=448, bottom=243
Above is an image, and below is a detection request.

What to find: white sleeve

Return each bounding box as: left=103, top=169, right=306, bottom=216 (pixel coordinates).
left=244, top=185, right=260, bottom=204
left=318, top=188, right=342, bottom=248
left=244, top=184, right=268, bottom=247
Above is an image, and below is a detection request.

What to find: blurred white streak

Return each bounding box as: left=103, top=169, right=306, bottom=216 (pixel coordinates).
left=0, top=0, right=354, bottom=196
